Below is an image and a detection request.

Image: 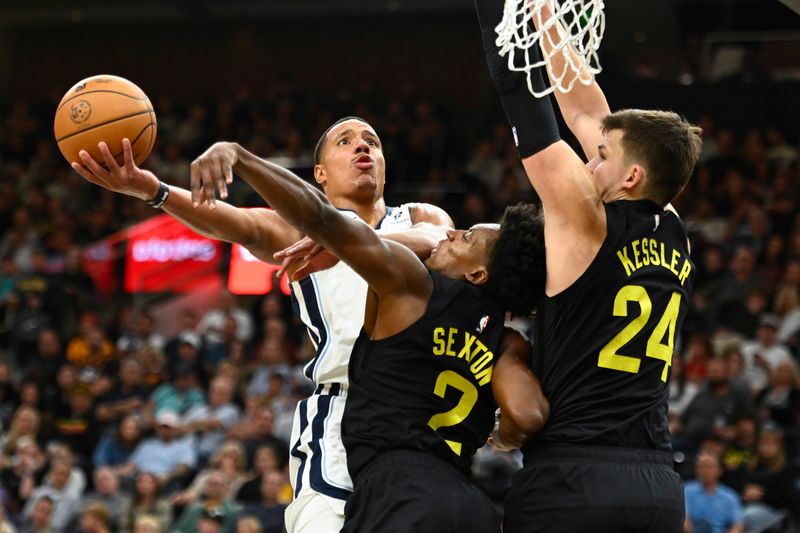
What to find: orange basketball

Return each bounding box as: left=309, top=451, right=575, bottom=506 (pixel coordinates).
left=54, top=74, right=156, bottom=167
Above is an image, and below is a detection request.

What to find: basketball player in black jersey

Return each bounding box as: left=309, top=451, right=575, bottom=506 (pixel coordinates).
left=186, top=140, right=549, bottom=533
left=476, top=0, right=703, bottom=531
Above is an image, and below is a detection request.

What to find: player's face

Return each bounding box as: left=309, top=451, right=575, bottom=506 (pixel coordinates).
left=587, top=129, right=637, bottom=201
left=425, top=224, right=499, bottom=285
left=315, top=119, right=386, bottom=204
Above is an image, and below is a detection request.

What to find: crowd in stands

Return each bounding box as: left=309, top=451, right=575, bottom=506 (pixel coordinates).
left=0, top=78, right=798, bottom=532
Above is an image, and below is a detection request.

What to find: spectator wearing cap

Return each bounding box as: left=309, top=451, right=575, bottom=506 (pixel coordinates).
left=149, top=362, right=204, bottom=417
left=172, top=470, right=239, bottom=533
left=166, top=331, right=208, bottom=387
left=741, top=314, right=794, bottom=396
left=124, top=410, right=196, bottom=493
left=684, top=451, right=744, bottom=533
left=181, top=376, right=240, bottom=463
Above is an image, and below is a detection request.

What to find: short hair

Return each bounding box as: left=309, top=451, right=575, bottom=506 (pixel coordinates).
left=483, top=204, right=546, bottom=317
left=82, top=502, right=110, bottom=525
left=313, top=115, right=370, bottom=165
left=601, top=110, right=702, bottom=206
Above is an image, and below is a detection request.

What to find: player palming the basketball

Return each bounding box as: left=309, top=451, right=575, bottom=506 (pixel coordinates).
left=475, top=0, right=702, bottom=531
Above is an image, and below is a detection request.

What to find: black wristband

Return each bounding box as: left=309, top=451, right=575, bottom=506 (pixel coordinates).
left=477, top=0, right=561, bottom=158
left=146, top=181, right=170, bottom=208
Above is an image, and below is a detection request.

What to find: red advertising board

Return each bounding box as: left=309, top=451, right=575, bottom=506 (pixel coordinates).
left=228, top=244, right=291, bottom=296
left=124, top=214, right=222, bottom=293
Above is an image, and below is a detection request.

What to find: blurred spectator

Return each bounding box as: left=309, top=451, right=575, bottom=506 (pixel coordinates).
left=95, top=358, right=148, bottom=427
left=171, top=470, right=239, bottom=533
left=24, top=328, right=65, bottom=386
left=198, top=290, right=253, bottom=345
left=239, top=471, right=286, bottom=533
left=75, top=502, right=111, bottom=533
left=149, top=364, right=204, bottom=417
left=18, top=494, right=54, bottom=533
left=246, top=341, right=291, bottom=398
left=81, top=467, right=130, bottom=531
left=0, top=504, right=14, bottom=533
left=132, top=514, right=162, bottom=533
left=51, top=385, right=98, bottom=461
left=235, top=516, right=262, bottom=533
left=116, top=313, right=164, bottom=356
left=171, top=441, right=248, bottom=508
left=740, top=427, right=799, bottom=532
left=44, top=445, right=85, bottom=500
left=234, top=444, right=284, bottom=505
left=741, top=315, right=793, bottom=396
left=675, top=357, right=754, bottom=453
left=226, top=406, right=287, bottom=468
left=65, top=319, right=114, bottom=394
left=92, top=414, right=142, bottom=474
left=0, top=437, right=46, bottom=515
left=181, top=377, right=240, bottom=463
left=720, top=417, right=758, bottom=492
left=125, top=410, right=196, bottom=493
left=120, top=473, right=172, bottom=533
left=0, top=406, right=41, bottom=459
left=21, top=459, right=80, bottom=532
left=684, top=451, right=744, bottom=533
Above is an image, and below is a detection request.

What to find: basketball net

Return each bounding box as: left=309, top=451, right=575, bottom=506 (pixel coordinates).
left=495, top=0, right=606, bottom=97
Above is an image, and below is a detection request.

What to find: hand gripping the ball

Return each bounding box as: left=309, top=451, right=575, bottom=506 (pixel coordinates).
left=71, top=139, right=160, bottom=202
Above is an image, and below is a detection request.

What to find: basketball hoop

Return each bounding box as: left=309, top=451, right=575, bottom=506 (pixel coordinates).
left=495, top=0, right=606, bottom=97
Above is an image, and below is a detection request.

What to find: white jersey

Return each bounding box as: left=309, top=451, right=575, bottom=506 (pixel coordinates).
left=288, top=205, right=414, bottom=513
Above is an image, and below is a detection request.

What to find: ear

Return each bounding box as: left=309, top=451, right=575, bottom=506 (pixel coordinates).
left=465, top=267, right=489, bottom=286
left=621, top=164, right=645, bottom=191
left=313, top=164, right=326, bottom=188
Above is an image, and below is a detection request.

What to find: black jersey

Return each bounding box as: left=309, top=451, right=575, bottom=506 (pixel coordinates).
left=525, top=200, right=695, bottom=454
left=342, top=271, right=506, bottom=478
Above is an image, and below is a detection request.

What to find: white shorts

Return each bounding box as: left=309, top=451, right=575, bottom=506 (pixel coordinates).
left=284, top=492, right=345, bottom=533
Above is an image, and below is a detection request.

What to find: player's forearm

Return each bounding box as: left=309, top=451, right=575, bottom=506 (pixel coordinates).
left=161, top=186, right=260, bottom=248
left=530, top=1, right=609, bottom=142
left=232, top=145, right=339, bottom=247
left=381, top=223, right=448, bottom=261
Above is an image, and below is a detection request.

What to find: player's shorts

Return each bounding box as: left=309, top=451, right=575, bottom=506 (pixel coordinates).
left=284, top=492, right=344, bottom=533
left=341, top=450, right=500, bottom=533
left=504, top=444, right=685, bottom=533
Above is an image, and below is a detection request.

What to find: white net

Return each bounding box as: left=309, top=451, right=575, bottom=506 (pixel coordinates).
left=495, top=0, right=606, bottom=97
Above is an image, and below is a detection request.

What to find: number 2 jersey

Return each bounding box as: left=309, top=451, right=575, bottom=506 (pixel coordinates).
left=525, top=200, right=695, bottom=455
left=342, top=271, right=506, bottom=479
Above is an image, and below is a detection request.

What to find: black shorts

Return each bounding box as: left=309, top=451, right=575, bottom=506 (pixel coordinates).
left=342, top=450, right=500, bottom=533
left=504, top=445, right=685, bottom=533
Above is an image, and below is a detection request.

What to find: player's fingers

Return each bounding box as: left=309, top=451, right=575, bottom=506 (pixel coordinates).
left=200, top=164, right=217, bottom=209
left=216, top=159, right=228, bottom=200
left=190, top=161, right=203, bottom=206
left=275, top=256, right=294, bottom=279
left=71, top=162, right=106, bottom=187
left=122, top=138, right=136, bottom=170
left=225, top=164, right=234, bottom=185
left=98, top=142, right=120, bottom=172
left=79, top=149, right=111, bottom=180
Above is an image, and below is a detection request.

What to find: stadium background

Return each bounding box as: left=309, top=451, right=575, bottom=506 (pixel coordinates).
left=0, top=0, right=799, bottom=531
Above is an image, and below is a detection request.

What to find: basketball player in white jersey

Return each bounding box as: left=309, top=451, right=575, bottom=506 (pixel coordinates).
left=71, top=116, right=453, bottom=533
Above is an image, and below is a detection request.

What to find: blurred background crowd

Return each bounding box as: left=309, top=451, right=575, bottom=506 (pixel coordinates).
left=0, top=0, right=799, bottom=532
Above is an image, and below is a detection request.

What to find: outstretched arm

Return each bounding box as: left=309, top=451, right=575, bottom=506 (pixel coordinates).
left=491, top=328, right=549, bottom=450
left=72, top=139, right=301, bottom=263
left=192, top=142, right=431, bottom=300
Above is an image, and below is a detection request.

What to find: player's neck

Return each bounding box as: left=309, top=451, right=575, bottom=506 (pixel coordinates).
left=332, top=197, right=388, bottom=227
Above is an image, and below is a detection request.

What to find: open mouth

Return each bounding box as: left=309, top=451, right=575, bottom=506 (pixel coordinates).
left=354, top=155, right=373, bottom=169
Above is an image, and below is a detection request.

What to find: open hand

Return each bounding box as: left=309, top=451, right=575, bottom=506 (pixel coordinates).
left=71, top=139, right=160, bottom=201
left=274, top=236, right=340, bottom=281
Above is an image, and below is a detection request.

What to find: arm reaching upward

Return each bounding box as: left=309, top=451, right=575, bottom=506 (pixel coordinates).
left=192, top=142, right=432, bottom=337
left=72, top=139, right=300, bottom=263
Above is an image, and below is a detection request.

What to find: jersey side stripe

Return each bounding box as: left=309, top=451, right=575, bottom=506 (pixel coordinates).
left=296, top=275, right=330, bottom=380
left=290, top=399, right=310, bottom=497
left=309, top=393, right=351, bottom=500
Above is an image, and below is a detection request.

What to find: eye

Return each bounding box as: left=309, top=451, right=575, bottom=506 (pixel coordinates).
left=367, top=139, right=378, bottom=146
left=338, top=139, right=349, bottom=146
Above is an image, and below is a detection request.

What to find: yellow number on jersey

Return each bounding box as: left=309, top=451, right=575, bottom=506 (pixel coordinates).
left=597, top=285, right=682, bottom=382
left=427, top=370, right=478, bottom=456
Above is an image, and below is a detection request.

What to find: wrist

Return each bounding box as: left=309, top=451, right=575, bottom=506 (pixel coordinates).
left=146, top=182, right=170, bottom=208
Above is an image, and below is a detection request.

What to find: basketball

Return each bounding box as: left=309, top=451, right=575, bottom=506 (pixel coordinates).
left=53, top=74, right=156, bottom=166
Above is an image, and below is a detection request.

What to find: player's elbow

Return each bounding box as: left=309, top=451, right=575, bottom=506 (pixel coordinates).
left=508, top=399, right=550, bottom=443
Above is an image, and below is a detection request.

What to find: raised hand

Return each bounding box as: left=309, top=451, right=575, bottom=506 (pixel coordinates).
left=71, top=138, right=160, bottom=201
left=190, top=142, right=237, bottom=209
